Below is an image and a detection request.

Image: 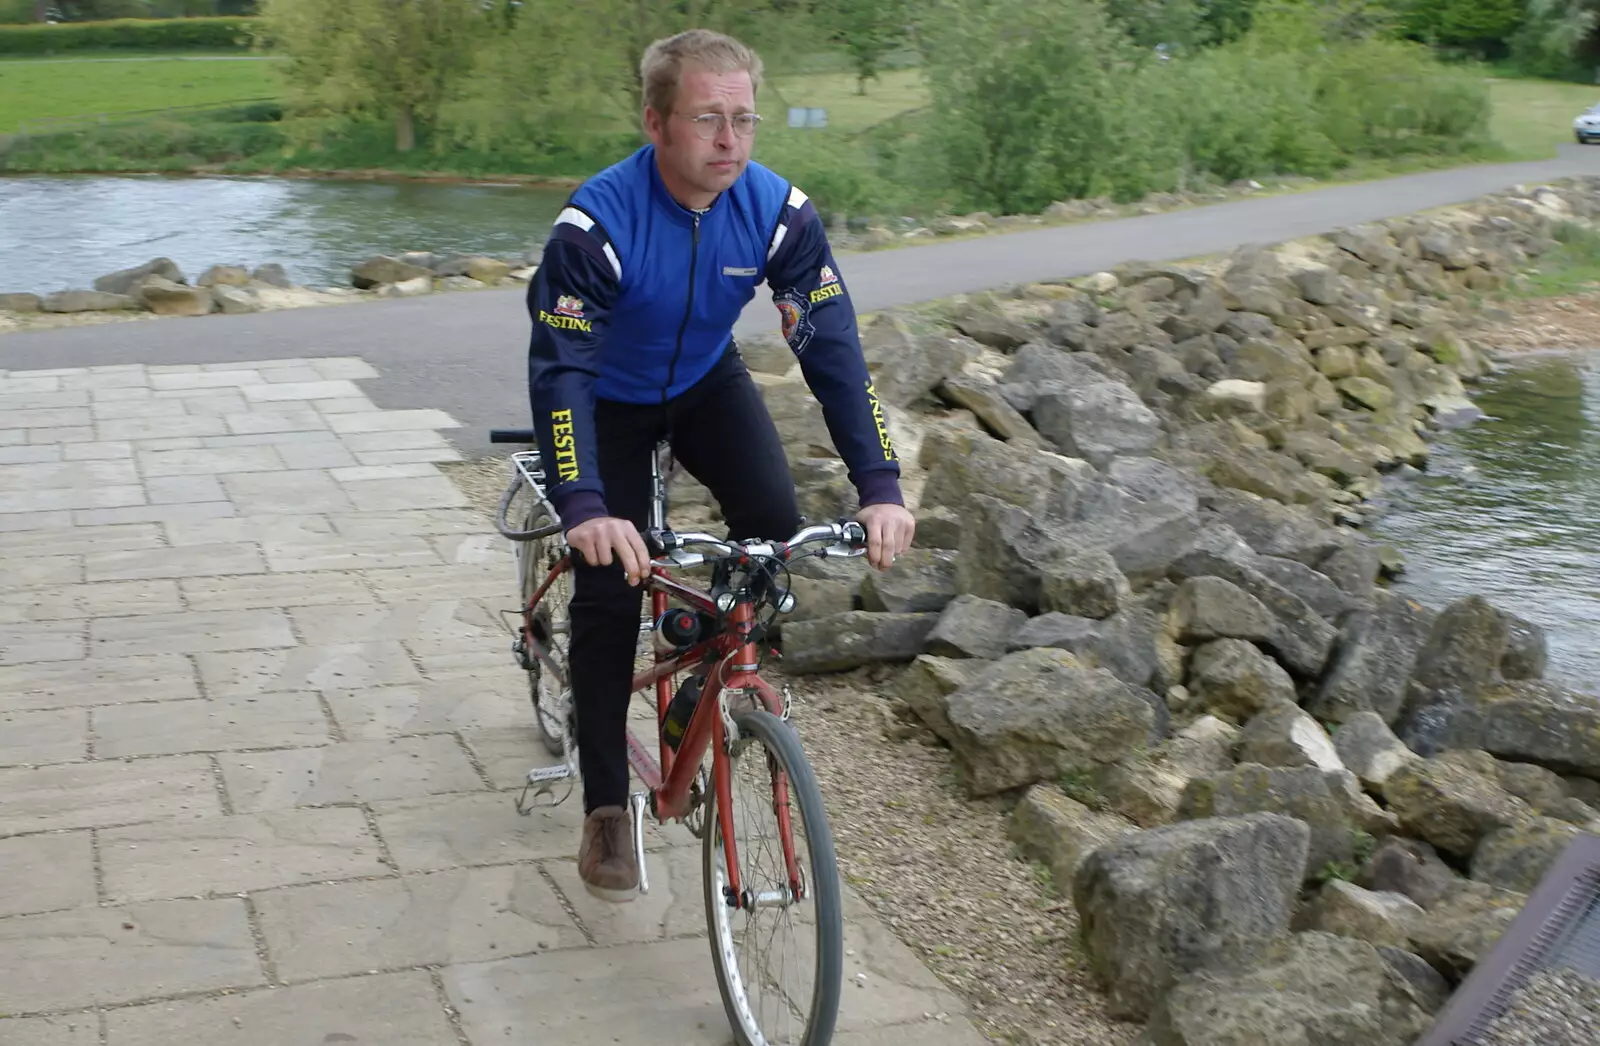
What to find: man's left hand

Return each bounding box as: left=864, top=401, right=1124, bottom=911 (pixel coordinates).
left=857, top=502, right=915, bottom=571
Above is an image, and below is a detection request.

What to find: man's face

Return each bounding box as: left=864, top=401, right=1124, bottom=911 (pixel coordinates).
left=646, top=66, right=756, bottom=203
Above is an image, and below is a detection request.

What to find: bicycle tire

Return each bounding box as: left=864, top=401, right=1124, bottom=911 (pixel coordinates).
left=703, top=708, right=844, bottom=1046
left=519, top=501, right=572, bottom=757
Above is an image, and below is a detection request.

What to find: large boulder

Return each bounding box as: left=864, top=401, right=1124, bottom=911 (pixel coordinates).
left=1379, top=750, right=1534, bottom=857
left=942, top=647, right=1163, bottom=795
left=1168, top=549, right=1338, bottom=679
left=40, top=290, right=141, bottom=313
left=858, top=549, right=959, bottom=614
left=890, top=654, right=978, bottom=739
left=923, top=594, right=1027, bottom=660
left=1166, top=576, right=1278, bottom=645
left=351, top=255, right=434, bottom=289
left=1406, top=880, right=1525, bottom=982
left=1008, top=783, right=1138, bottom=884
left=94, top=256, right=184, bottom=295
left=1201, top=487, right=1347, bottom=566
left=777, top=610, right=939, bottom=674
left=1332, top=711, right=1417, bottom=791
left=935, top=373, right=1040, bottom=444
left=1072, top=812, right=1310, bottom=1019
left=0, top=292, right=42, bottom=312
left=1178, top=763, right=1364, bottom=877
left=138, top=276, right=216, bottom=317
left=1299, top=880, right=1425, bottom=950
left=1470, top=816, right=1583, bottom=893
left=1308, top=590, right=1434, bottom=725
left=1357, top=837, right=1462, bottom=910
left=1039, top=549, right=1131, bottom=619
left=861, top=314, right=980, bottom=407
left=1185, top=639, right=1297, bottom=722
left=1234, top=703, right=1345, bottom=772
left=1093, top=716, right=1238, bottom=827
left=1032, top=381, right=1163, bottom=469
left=1450, top=680, right=1600, bottom=777
left=1145, top=931, right=1433, bottom=1046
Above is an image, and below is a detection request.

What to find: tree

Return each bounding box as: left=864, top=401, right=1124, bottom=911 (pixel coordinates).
left=820, top=0, right=907, bottom=93
left=260, top=0, right=489, bottom=152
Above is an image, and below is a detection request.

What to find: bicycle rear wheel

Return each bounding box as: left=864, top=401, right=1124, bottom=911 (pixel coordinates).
left=703, top=707, right=843, bottom=1046
left=516, top=494, right=572, bottom=757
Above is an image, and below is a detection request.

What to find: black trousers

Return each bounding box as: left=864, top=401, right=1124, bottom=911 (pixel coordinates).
left=569, top=347, right=801, bottom=812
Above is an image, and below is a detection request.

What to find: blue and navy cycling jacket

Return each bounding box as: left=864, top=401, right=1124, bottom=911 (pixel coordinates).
left=525, top=144, right=902, bottom=532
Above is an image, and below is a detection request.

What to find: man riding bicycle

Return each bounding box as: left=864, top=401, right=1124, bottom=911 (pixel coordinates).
left=524, top=28, right=916, bottom=901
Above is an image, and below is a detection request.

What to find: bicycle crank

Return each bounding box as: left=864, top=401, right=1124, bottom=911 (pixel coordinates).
left=629, top=790, right=651, bottom=894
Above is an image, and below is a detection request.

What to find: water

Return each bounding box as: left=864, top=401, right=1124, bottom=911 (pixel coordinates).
left=0, top=172, right=573, bottom=295
left=1368, top=350, right=1600, bottom=692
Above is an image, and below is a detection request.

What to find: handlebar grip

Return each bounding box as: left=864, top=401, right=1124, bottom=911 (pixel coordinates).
left=489, top=429, right=537, bottom=444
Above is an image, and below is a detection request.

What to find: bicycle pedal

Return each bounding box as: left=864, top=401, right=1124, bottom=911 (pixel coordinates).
left=629, top=791, right=651, bottom=894
left=526, top=764, right=572, bottom=784
left=515, top=764, right=575, bottom=814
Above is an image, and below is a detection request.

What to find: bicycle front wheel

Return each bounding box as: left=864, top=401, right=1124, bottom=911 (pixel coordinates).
left=703, top=707, right=843, bottom=1046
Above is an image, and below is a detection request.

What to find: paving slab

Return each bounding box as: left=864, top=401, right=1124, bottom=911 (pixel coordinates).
left=196, top=641, right=424, bottom=696
left=0, top=898, right=263, bottom=1013
left=0, top=579, right=183, bottom=623
left=216, top=735, right=485, bottom=812
left=91, top=691, right=330, bottom=758
left=0, top=653, right=200, bottom=711
left=0, top=707, right=88, bottom=766
left=85, top=542, right=267, bottom=582
left=222, top=469, right=356, bottom=515
left=180, top=570, right=373, bottom=612
left=0, top=755, right=220, bottom=835
left=0, top=620, right=86, bottom=665
left=0, top=1014, right=100, bottom=1046
left=89, top=607, right=296, bottom=657
left=322, top=679, right=530, bottom=739
left=0, top=832, right=97, bottom=917
left=0, top=522, right=163, bottom=557
left=0, top=554, right=82, bottom=590
left=103, top=972, right=456, bottom=1046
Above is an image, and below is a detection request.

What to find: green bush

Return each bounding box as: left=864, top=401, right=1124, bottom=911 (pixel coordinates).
left=1315, top=37, right=1493, bottom=156
left=0, top=15, right=259, bottom=53
left=0, top=114, right=284, bottom=171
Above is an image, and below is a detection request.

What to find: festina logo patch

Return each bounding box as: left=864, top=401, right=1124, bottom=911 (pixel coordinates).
left=819, top=264, right=838, bottom=286
left=554, top=295, right=585, bottom=318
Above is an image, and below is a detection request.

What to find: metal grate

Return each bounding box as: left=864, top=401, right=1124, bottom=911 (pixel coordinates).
left=1420, top=833, right=1600, bottom=1046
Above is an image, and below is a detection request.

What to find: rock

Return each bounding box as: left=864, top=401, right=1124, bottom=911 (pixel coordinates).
left=955, top=494, right=1049, bottom=611
left=1452, top=680, right=1600, bottom=777
left=1008, top=612, right=1101, bottom=656
left=997, top=343, right=1112, bottom=412
left=1357, top=837, right=1461, bottom=910
left=912, top=505, right=962, bottom=549
left=936, top=373, right=1039, bottom=443
left=943, top=647, right=1162, bottom=795
left=1249, top=555, right=1359, bottom=621
left=791, top=457, right=855, bottom=524
left=1301, top=880, right=1425, bottom=950
left=1201, top=487, right=1346, bottom=566
left=891, top=654, right=978, bottom=739
left=351, top=255, right=434, bottom=289
left=94, top=256, right=184, bottom=295
left=759, top=378, right=833, bottom=456
left=862, top=315, right=980, bottom=407
left=1167, top=576, right=1277, bottom=645
left=1198, top=442, right=1330, bottom=507
left=466, top=257, right=512, bottom=284
left=949, top=306, right=1032, bottom=352
left=1235, top=703, right=1344, bottom=772
left=1336, top=375, right=1394, bottom=411
left=1409, top=595, right=1516, bottom=707
left=1318, top=543, right=1383, bottom=602
left=1178, top=764, right=1362, bottom=877
left=735, top=332, right=794, bottom=375
left=1186, top=638, right=1297, bottom=722
left=1072, top=812, right=1310, bottom=1019
left=1309, top=590, right=1433, bottom=725
left=1501, top=613, right=1548, bottom=680
left=1333, top=712, right=1416, bottom=790
left=197, top=264, right=250, bottom=288
left=1094, top=716, right=1238, bottom=827
left=382, top=275, right=433, bottom=297
left=1493, top=760, right=1573, bottom=817
left=1008, top=783, right=1138, bottom=884
left=1376, top=945, right=1452, bottom=1015
left=136, top=276, right=215, bottom=317
left=1379, top=750, right=1534, bottom=857
left=1032, top=382, right=1163, bottom=469
left=251, top=263, right=292, bottom=288
left=1407, top=880, right=1525, bottom=982
left=1145, top=931, right=1432, bottom=1046
left=858, top=549, right=959, bottom=614
left=1039, top=549, right=1131, bottom=619
left=1200, top=378, right=1266, bottom=415
left=0, top=292, right=42, bottom=312
left=1470, top=816, right=1582, bottom=893
left=924, top=594, right=1027, bottom=660
left=779, top=574, right=856, bottom=625
left=1167, top=553, right=1337, bottom=678
left=437, top=275, right=487, bottom=292
left=920, top=430, right=1093, bottom=517
left=777, top=610, right=939, bottom=674
left=40, top=290, right=141, bottom=313
left=211, top=285, right=261, bottom=315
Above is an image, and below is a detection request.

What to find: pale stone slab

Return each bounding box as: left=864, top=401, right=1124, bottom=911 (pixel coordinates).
left=403, top=642, right=506, bottom=678
left=0, top=755, right=220, bottom=835
left=0, top=444, right=64, bottom=464
left=0, top=620, right=87, bottom=665
left=273, top=440, right=358, bottom=469
left=0, top=1015, right=98, bottom=1045
left=196, top=642, right=422, bottom=697
left=0, top=484, right=145, bottom=514
left=104, top=972, right=455, bottom=1046
left=204, top=358, right=311, bottom=372
left=833, top=1021, right=992, bottom=1046
left=314, top=397, right=379, bottom=414
left=149, top=370, right=264, bottom=390
left=100, top=807, right=387, bottom=902
left=431, top=533, right=508, bottom=565
left=162, top=391, right=250, bottom=418
left=138, top=445, right=285, bottom=478
left=255, top=865, right=584, bottom=981
left=460, top=727, right=562, bottom=791
left=829, top=888, right=972, bottom=1033
left=93, top=692, right=329, bottom=758
left=90, top=399, right=189, bottom=421
left=181, top=572, right=372, bottom=612
left=0, top=554, right=82, bottom=589
left=0, top=374, right=62, bottom=394
left=0, top=509, right=73, bottom=532
left=86, top=542, right=266, bottom=582
left=288, top=599, right=500, bottom=646
left=362, top=563, right=506, bottom=603
left=371, top=791, right=585, bottom=872
left=223, top=408, right=329, bottom=435
left=0, top=898, right=262, bottom=1012
left=355, top=446, right=465, bottom=466
left=0, top=428, right=24, bottom=445
left=326, top=409, right=460, bottom=434
left=0, top=707, right=87, bottom=766
left=241, top=379, right=364, bottom=402
left=28, top=425, right=95, bottom=444
left=323, top=679, right=533, bottom=739
left=217, top=735, right=484, bottom=812
left=544, top=848, right=706, bottom=945
left=0, top=390, right=89, bottom=411
left=0, top=459, right=138, bottom=491
left=222, top=469, right=355, bottom=514
left=145, top=473, right=226, bottom=504
left=329, top=507, right=492, bottom=540
left=0, top=654, right=199, bottom=711
left=330, top=463, right=440, bottom=483
left=90, top=608, right=295, bottom=657
left=63, top=438, right=134, bottom=459
left=164, top=512, right=334, bottom=547
left=200, top=429, right=343, bottom=450
left=263, top=536, right=441, bottom=572
left=73, top=501, right=235, bottom=527
left=3, top=406, right=91, bottom=428
left=338, top=429, right=457, bottom=453
left=0, top=522, right=160, bottom=556
left=0, top=833, right=96, bottom=917
left=91, top=384, right=154, bottom=400
left=340, top=475, right=470, bottom=512
left=310, top=357, right=380, bottom=381
left=98, top=415, right=228, bottom=441
left=0, top=580, right=181, bottom=624
left=132, top=436, right=202, bottom=452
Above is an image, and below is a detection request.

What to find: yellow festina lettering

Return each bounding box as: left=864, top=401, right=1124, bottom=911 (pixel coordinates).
left=540, top=310, right=594, bottom=333
left=549, top=408, right=580, bottom=482
left=866, top=381, right=896, bottom=461
left=808, top=283, right=843, bottom=304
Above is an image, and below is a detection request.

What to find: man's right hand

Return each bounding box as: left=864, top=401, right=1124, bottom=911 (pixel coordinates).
left=567, top=516, right=652, bottom=586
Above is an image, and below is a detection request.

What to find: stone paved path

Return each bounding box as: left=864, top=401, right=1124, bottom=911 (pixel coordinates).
left=0, top=357, right=983, bottom=1046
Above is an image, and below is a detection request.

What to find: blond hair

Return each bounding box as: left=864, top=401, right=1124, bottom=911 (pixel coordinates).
left=639, top=29, right=763, bottom=117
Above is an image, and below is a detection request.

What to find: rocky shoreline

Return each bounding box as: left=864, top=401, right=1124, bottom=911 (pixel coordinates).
left=698, top=176, right=1600, bottom=1044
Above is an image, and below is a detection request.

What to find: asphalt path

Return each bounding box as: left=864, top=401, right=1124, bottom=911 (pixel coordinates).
left=6, top=145, right=1600, bottom=457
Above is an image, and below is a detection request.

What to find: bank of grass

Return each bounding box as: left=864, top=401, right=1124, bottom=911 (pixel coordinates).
left=1488, top=76, right=1600, bottom=159
left=1508, top=220, right=1600, bottom=297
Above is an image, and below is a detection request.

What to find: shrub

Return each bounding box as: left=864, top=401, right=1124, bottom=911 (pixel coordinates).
left=0, top=15, right=258, bottom=53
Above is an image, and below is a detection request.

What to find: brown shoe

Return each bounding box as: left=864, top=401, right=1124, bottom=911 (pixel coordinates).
left=578, top=805, right=638, bottom=902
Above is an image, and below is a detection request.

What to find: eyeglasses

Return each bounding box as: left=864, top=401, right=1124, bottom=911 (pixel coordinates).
left=675, top=112, right=762, bottom=139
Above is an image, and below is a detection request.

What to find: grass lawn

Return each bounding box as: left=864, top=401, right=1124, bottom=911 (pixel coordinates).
left=760, top=67, right=927, bottom=135
left=1488, top=75, right=1600, bottom=159
left=0, top=52, right=283, bottom=134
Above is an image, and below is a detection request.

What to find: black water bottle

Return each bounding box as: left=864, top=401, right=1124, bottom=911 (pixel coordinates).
left=662, top=674, right=704, bottom=751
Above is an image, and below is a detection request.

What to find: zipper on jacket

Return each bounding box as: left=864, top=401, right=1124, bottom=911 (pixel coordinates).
left=663, top=211, right=701, bottom=402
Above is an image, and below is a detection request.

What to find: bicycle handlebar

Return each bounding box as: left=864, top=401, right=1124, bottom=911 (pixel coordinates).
left=646, top=521, right=866, bottom=569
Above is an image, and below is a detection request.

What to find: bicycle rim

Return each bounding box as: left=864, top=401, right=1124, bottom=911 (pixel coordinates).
left=519, top=502, right=571, bottom=757
left=703, top=708, right=843, bottom=1046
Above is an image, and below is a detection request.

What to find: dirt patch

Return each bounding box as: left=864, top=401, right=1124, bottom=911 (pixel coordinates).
left=1469, top=290, right=1600, bottom=352
left=438, top=452, right=1137, bottom=1046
